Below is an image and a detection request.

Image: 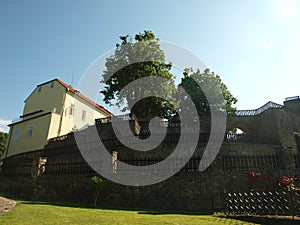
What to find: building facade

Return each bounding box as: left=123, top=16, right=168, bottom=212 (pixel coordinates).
left=3, top=78, right=111, bottom=158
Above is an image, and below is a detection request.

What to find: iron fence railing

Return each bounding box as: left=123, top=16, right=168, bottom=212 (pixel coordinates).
left=2, top=150, right=288, bottom=177
left=1, top=155, right=210, bottom=176
left=285, top=96, right=300, bottom=101
left=94, top=100, right=284, bottom=125
left=48, top=133, right=74, bottom=142
left=235, top=101, right=283, bottom=116
left=96, top=114, right=132, bottom=124
left=222, top=154, right=279, bottom=172
left=47, top=131, right=279, bottom=148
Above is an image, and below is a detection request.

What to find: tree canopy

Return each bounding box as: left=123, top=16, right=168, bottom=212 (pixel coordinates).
left=101, top=30, right=237, bottom=123
left=0, top=132, right=8, bottom=158
left=101, top=30, right=177, bottom=120
left=179, top=68, right=237, bottom=117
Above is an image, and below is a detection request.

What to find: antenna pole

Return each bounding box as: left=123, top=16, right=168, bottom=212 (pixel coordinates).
left=71, top=70, right=74, bottom=86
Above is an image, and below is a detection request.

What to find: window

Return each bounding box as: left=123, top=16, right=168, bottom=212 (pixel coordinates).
left=82, top=110, right=86, bottom=121
left=38, top=86, right=42, bottom=92
left=13, top=129, right=20, bottom=141
left=50, top=82, right=54, bottom=88
left=27, top=125, right=34, bottom=137
left=70, top=104, right=75, bottom=115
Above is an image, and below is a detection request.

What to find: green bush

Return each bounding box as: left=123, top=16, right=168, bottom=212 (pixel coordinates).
left=90, top=176, right=105, bottom=206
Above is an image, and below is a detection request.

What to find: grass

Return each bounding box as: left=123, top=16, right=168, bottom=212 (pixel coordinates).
left=0, top=201, right=260, bottom=225
left=1, top=200, right=299, bottom=225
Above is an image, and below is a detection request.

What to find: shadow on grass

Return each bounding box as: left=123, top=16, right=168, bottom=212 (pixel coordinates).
left=0, top=192, right=212, bottom=215
left=1, top=192, right=215, bottom=215
left=22, top=201, right=211, bottom=215
left=220, top=215, right=300, bottom=225
left=4, top=193, right=300, bottom=222
left=137, top=210, right=211, bottom=216
left=15, top=199, right=211, bottom=216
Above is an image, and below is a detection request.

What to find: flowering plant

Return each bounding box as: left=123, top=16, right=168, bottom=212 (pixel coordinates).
left=248, top=171, right=260, bottom=178
left=276, top=176, right=300, bottom=191
left=247, top=171, right=274, bottom=191
left=248, top=171, right=270, bottom=182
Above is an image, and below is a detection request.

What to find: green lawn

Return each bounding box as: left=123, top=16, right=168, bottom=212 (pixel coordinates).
left=0, top=202, right=259, bottom=225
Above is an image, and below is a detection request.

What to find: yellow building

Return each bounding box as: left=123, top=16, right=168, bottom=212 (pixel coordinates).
left=2, top=78, right=111, bottom=158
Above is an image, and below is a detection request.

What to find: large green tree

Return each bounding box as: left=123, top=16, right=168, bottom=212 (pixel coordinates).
left=0, top=132, right=8, bottom=157
left=179, top=68, right=237, bottom=117
left=101, top=30, right=177, bottom=120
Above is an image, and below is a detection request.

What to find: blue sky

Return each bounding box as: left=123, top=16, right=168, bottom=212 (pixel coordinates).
left=0, top=0, right=299, bottom=132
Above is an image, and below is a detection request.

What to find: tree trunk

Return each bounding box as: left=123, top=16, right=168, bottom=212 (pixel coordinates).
left=94, top=193, right=99, bottom=207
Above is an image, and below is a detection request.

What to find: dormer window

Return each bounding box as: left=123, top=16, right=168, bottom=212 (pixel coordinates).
left=38, top=86, right=42, bottom=92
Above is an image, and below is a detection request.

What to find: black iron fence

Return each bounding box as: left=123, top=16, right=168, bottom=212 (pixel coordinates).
left=114, top=156, right=209, bottom=174
left=0, top=149, right=44, bottom=176
left=222, top=154, right=279, bottom=171
left=2, top=155, right=210, bottom=176
left=1, top=151, right=285, bottom=177
left=44, top=159, right=95, bottom=175
left=48, top=131, right=279, bottom=147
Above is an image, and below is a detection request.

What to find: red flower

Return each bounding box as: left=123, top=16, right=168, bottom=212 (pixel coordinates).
left=248, top=172, right=255, bottom=177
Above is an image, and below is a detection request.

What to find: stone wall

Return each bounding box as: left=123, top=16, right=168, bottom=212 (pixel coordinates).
left=0, top=135, right=298, bottom=211
left=1, top=101, right=300, bottom=211
left=0, top=171, right=224, bottom=211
